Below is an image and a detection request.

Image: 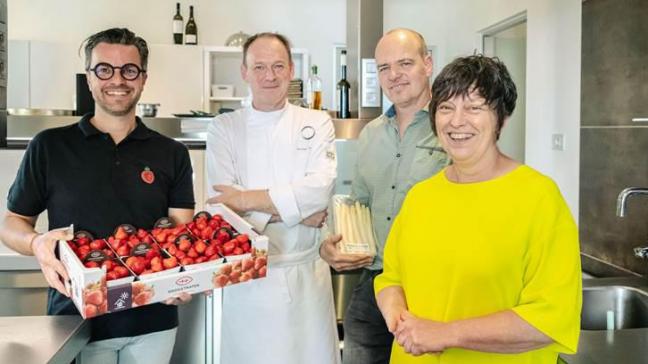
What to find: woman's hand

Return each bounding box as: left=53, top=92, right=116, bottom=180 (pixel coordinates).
left=375, top=285, right=408, bottom=333
left=394, top=311, right=448, bottom=356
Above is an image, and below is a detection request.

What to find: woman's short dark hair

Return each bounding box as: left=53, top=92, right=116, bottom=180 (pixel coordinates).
left=429, top=55, right=517, bottom=138
left=242, top=32, right=292, bottom=66
left=81, top=28, right=149, bottom=71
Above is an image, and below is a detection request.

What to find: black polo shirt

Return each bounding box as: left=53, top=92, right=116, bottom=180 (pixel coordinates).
left=7, top=114, right=195, bottom=342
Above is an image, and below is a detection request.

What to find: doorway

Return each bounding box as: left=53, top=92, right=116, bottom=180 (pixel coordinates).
left=481, top=13, right=527, bottom=163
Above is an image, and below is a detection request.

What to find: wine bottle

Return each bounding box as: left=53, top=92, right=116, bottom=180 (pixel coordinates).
left=173, top=3, right=183, bottom=45
left=185, top=5, right=198, bottom=45
left=337, top=50, right=351, bottom=118
left=306, top=65, right=323, bottom=110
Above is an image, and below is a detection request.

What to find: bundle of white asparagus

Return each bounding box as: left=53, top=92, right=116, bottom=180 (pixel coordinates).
left=332, top=195, right=377, bottom=256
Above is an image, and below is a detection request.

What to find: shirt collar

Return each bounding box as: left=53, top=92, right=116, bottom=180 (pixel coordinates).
left=78, top=113, right=152, bottom=140
left=385, top=103, right=431, bottom=128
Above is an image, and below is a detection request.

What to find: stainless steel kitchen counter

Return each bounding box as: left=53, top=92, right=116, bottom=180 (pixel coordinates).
left=3, top=115, right=372, bottom=150
left=0, top=315, right=89, bottom=364
left=5, top=115, right=209, bottom=149
left=561, top=276, right=648, bottom=364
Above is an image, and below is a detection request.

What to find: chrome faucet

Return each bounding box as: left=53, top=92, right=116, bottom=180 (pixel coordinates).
left=616, top=187, right=648, bottom=259
left=616, top=187, right=648, bottom=217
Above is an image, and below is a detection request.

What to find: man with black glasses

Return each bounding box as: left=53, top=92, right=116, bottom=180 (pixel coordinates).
left=0, top=28, right=194, bottom=364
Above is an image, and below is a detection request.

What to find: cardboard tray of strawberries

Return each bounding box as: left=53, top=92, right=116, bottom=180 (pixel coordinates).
left=59, top=203, right=269, bottom=319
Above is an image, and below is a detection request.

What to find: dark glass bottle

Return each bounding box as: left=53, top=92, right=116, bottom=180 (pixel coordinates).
left=185, top=5, right=197, bottom=45
left=337, top=50, right=351, bottom=118
left=173, top=3, right=183, bottom=45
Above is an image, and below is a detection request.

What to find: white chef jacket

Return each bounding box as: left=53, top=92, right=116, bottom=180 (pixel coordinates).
left=206, top=102, right=340, bottom=364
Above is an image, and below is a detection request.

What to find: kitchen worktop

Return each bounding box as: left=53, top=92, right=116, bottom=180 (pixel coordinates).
left=561, top=276, right=648, bottom=364
left=5, top=115, right=209, bottom=149
left=2, top=114, right=372, bottom=150
left=0, top=315, right=90, bottom=364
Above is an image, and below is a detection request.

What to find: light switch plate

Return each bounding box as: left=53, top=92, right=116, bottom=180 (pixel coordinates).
left=552, top=133, right=565, bottom=151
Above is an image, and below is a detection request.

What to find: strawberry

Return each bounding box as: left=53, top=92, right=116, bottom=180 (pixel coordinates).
left=136, top=229, right=148, bottom=239
left=195, top=256, right=207, bottom=264
left=162, top=256, right=178, bottom=269
left=204, top=245, right=217, bottom=257
left=130, top=260, right=146, bottom=275
left=113, top=266, right=130, bottom=278
left=84, top=261, right=99, bottom=268
left=195, top=240, right=207, bottom=254
left=116, top=245, right=130, bottom=257
left=175, top=250, right=186, bottom=260
left=223, top=241, right=235, bottom=255
left=89, top=239, right=106, bottom=250
left=209, top=254, right=221, bottom=261
left=150, top=256, right=161, bottom=267
left=215, top=230, right=230, bottom=243
left=236, top=234, right=249, bottom=244
left=181, top=257, right=195, bottom=266
left=241, top=242, right=251, bottom=253
left=114, top=227, right=128, bottom=240
left=106, top=271, right=119, bottom=281
left=233, top=247, right=243, bottom=255
left=187, top=247, right=199, bottom=258
left=154, top=232, right=167, bottom=243
left=178, top=239, right=192, bottom=252
left=145, top=249, right=159, bottom=260
left=167, top=244, right=178, bottom=255
left=101, top=260, right=115, bottom=271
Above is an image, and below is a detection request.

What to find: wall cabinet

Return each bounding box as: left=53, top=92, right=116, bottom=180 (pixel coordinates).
left=202, top=46, right=309, bottom=113
left=7, top=41, right=203, bottom=116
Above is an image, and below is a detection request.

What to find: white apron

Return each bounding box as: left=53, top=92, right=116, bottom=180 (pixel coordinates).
left=206, top=103, right=340, bottom=364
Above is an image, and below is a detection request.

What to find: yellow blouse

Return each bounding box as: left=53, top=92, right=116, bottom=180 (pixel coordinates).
left=375, top=165, right=581, bottom=364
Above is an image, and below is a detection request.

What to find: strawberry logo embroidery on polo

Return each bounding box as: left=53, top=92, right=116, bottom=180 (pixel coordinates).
left=141, top=167, right=155, bottom=184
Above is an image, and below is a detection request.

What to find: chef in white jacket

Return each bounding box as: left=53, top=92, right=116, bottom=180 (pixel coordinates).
left=205, top=32, right=340, bottom=364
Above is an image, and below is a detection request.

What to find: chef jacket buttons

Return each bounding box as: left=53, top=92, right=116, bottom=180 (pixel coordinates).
left=391, top=185, right=396, bottom=189
left=396, top=153, right=401, bottom=158
left=387, top=217, right=391, bottom=221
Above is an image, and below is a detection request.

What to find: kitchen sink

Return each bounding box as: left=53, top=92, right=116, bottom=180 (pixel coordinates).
left=581, top=286, right=648, bottom=330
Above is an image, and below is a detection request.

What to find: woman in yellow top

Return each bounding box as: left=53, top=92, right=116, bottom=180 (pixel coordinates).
left=374, top=55, right=581, bottom=364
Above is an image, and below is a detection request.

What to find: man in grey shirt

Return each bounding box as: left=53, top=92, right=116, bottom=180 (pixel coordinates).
left=319, top=28, right=449, bottom=364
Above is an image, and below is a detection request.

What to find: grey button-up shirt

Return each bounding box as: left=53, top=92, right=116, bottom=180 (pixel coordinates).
left=351, top=105, right=449, bottom=270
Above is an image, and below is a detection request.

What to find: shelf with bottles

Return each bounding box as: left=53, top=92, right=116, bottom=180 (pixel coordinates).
left=202, top=46, right=309, bottom=113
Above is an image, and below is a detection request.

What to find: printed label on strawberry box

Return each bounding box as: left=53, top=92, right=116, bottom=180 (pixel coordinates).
left=130, top=242, right=153, bottom=257
left=174, top=233, right=194, bottom=244
left=84, top=249, right=108, bottom=263
left=107, top=283, right=132, bottom=312
left=75, top=230, right=95, bottom=241
left=114, top=224, right=136, bottom=236
left=193, top=211, right=212, bottom=221
left=153, top=217, right=174, bottom=229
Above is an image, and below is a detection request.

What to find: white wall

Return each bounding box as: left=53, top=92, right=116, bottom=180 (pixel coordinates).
left=384, top=0, right=581, bottom=220
left=7, top=0, right=346, bottom=110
